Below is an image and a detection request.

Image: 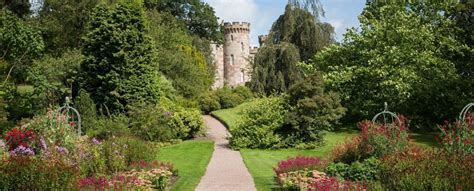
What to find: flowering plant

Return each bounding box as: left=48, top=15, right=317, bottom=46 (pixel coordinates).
left=437, top=114, right=473, bottom=155
left=357, top=115, right=409, bottom=158
left=274, top=156, right=326, bottom=176
left=276, top=169, right=367, bottom=191
left=4, top=127, right=35, bottom=151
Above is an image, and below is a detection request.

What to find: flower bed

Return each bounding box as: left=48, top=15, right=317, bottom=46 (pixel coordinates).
left=0, top=111, right=175, bottom=190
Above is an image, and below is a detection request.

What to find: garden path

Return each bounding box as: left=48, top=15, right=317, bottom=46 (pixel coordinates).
left=195, top=115, right=256, bottom=191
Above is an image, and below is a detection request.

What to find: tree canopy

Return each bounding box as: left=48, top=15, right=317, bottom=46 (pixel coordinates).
left=314, top=2, right=472, bottom=125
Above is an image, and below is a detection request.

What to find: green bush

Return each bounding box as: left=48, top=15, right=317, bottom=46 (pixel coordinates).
left=75, top=137, right=107, bottom=176
left=198, top=91, right=221, bottom=114
left=217, top=87, right=244, bottom=109
left=229, top=97, right=287, bottom=149
left=129, top=99, right=204, bottom=141
left=232, top=86, right=254, bottom=100
left=74, top=90, right=97, bottom=133
left=326, top=157, right=380, bottom=181
left=112, top=136, right=158, bottom=164
left=282, top=72, right=346, bottom=148
left=85, top=115, right=131, bottom=140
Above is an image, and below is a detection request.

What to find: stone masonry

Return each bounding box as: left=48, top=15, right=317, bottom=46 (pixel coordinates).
left=212, top=22, right=259, bottom=88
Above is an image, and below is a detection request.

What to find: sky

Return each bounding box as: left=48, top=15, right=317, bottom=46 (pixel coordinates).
left=202, top=0, right=366, bottom=46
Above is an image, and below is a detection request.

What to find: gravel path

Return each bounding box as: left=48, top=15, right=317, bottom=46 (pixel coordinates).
left=195, top=115, right=256, bottom=191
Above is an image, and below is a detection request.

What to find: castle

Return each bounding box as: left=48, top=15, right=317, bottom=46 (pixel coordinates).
left=211, top=22, right=263, bottom=88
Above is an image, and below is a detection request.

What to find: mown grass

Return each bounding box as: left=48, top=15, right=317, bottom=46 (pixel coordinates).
left=156, top=140, right=214, bottom=191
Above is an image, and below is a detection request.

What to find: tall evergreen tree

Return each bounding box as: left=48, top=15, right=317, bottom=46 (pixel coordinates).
left=81, top=3, right=165, bottom=113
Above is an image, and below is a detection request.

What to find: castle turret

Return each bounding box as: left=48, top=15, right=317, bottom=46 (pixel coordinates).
left=223, top=22, right=251, bottom=87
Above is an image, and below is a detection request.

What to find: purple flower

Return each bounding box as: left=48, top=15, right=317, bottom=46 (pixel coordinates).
left=39, top=137, right=48, bottom=151
left=10, top=145, right=35, bottom=156
left=92, top=138, right=101, bottom=145
left=55, top=146, right=69, bottom=155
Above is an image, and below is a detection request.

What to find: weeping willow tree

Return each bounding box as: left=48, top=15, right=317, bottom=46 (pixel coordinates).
left=250, top=0, right=334, bottom=95
left=250, top=43, right=301, bottom=95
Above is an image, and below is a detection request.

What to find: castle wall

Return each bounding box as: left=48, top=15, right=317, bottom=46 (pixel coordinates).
left=223, top=22, right=251, bottom=87
left=211, top=44, right=224, bottom=89
left=211, top=22, right=256, bottom=89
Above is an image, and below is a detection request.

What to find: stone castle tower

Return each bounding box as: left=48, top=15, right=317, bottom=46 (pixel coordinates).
left=212, top=22, right=258, bottom=88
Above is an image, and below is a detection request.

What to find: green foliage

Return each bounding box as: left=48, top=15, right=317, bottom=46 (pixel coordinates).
left=250, top=43, right=302, bottom=95
left=314, top=2, right=469, bottom=125
left=437, top=116, right=473, bottom=155
left=37, top=0, right=99, bottom=54
left=144, top=0, right=223, bottom=42
left=28, top=111, right=79, bottom=152
left=198, top=91, right=221, bottom=114
left=28, top=49, right=83, bottom=106
left=129, top=99, right=204, bottom=142
left=325, top=157, right=380, bottom=181
left=229, top=97, right=287, bottom=149
left=282, top=72, right=346, bottom=148
left=0, top=9, right=44, bottom=83
left=269, top=4, right=334, bottom=61
left=85, top=115, right=131, bottom=140
left=113, top=136, right=158, bottom=164
left=217, top=87, right=244, bottom=109
left=74, top=90, right=97, bottom=133
left=3, top=84, right=45, bottom=122
left=1, top=0, right=31, bottom=18
left=147, top=10, right=213, bottom=99
left=81, top=3, right=164, bottom=113
left=232, top=86, right=254, bottom=100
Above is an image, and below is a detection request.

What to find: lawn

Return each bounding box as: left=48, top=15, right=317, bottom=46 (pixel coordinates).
left=156, top=140, right=214, bottom=191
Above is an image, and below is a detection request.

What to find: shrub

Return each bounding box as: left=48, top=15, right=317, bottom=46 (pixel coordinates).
left=329, top=136, right=363, bottom=164
left=74, top=90, right=97, bottom=133
left=436, top=114, right=473, bottom=155
left=27, top=111, right=79, bottom=152
left=325, top=157, right=380, bottom=181
left=129, top=103, right=176, bottom=142
left=274, top=156, right=326, bottom=176
left=85, top=114, right=131, bottom=140
left=113, top=136, right=158, bottom=165
left=282, top=72, right=346, bottom=148
left=103, top=138, right=128, bottom=173
left=229, top=97, right=287, bottom=149
left=232, top=86, right=254, bottom=100
left=379, top=147, right=474, bottom=191
left=168, top=109, right=205, bottom=139
left=198, top=91, right=221, bottom=114
left=217, top=87, right=244, bottom=109
left=358, top=115, right=409, bottom=159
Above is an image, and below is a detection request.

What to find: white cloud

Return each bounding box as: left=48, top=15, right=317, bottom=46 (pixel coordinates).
left=203, top=0, right=281, bottom=46
left=204, top=0, right=259, bottom=24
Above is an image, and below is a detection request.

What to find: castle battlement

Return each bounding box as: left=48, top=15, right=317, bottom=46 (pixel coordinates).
left=250, top=46, right=259, bottom=54
left=224, top=22, right=250, bottom=33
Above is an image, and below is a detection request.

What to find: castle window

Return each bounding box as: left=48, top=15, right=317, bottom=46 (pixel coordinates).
left=241, top=42, right=244, bottom=52
left=231, top=54, right=235, bottom=65
left=241, top=70, right=245, bottom=82
left=231, top=35, right=234, bottom=41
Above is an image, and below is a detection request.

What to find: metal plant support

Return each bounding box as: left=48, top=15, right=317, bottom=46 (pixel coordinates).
left=459, top=103, right=473, bottom=122
left=372, top=102, right=400, bottom=125
left=56, top=97, right=82, bottom=135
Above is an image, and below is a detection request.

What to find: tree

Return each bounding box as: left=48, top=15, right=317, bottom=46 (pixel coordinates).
left=81, top=3, right=167, bottom=113
left=314, top=2, right=467, bottom=125
left=269, top=4, right=334, bottom=61
left=288, top=0, right=324, bottom=19
left=1, top=0, right=31, bottom=18
left=146, top=10, right=213, bottom=98
left=250, top=43, right=302, bottom=95
left=36, top=0, right=99, bottom=54
left=144, top=0, right=223, bottom=42
left=0, top=9, right=44, bottom=84
left=281, top=72, right=346, bottom=148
